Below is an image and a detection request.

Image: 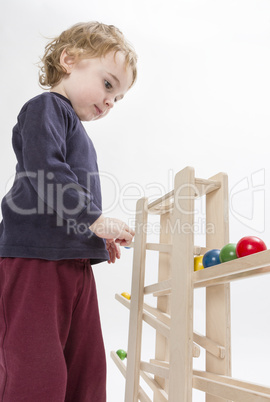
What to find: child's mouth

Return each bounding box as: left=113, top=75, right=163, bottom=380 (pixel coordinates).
left=94, top=105, right=103, bottom=116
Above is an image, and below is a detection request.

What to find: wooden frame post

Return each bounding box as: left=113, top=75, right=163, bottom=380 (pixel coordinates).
left=205, top=173, right=231, bottom=402
left=125, top=197, right=148, bottom=402
left=153, top=211, right=172, bottom=400
left=168, top=166, right=195, bottom=401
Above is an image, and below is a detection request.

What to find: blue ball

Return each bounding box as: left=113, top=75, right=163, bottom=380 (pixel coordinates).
left=203, top=249, right=221, bottom=268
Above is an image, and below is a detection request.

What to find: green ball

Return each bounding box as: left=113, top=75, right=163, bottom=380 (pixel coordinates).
left=116, top=349, right=127, bottom=360
left=219, top=243, right=238, bottom=263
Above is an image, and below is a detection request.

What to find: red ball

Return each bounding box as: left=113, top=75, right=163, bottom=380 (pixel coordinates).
left=236, top=236, right=267, bottom=258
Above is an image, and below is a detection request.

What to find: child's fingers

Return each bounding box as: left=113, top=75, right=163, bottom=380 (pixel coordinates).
left=115, top=242, right=121, bottom=259
left=106, top=240, right=121, bottom=263
left=125, top=226, right=135, bottom=236
left=115, top=238, right=132, bottom=247
left=120, top=229, right=134, bottom=245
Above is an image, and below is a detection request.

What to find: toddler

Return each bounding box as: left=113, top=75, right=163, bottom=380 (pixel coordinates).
left=0, top=21, right=137, bottom=402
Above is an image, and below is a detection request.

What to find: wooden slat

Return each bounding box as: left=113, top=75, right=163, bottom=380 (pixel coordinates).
left=111, top=352, right=165, bottom=402
left=115, top=293, right=171, bottom=327
left=142, top=312, right=200, bottom=358
left=126, top=242, right=172, bottom=253
left=115, top=293, right=130, bottom=309
left=193, top=331, right=225, bottom=359
left=126, top=242, right=205, bottom=256
left=143, top=311, right=170, bottom=338
left=194, top=178, right=221, bottom=197
left=143, top=302, right=171, bottom=327
left=194, top=245, right=206, bottom=255
left=111, top=351, right=127, bottom=378
left=150, top=359, right=169, bottom=369
left=146, top=243, right=172, bottom=253
left=138, top=389, right=152, bottom=402
left=153, top=289, right=172, bottom=297
left=193, top=343, right=201, bottom=358
left=140, top=370, right=168, bottom=402
left=194, top=370, right=270, bottom=396
left=144, top=279, right=172, bottom=295
left=147, top=178, right=221, bottom=214
left=148, top=204, right=174, bottom=215
left=141, top=361, right=170, bottom=379
left=194, top=249, right=270, bottom=288
left=193, top=371, right=270, bottom=401
left=147, top=190, right=174, bottom=212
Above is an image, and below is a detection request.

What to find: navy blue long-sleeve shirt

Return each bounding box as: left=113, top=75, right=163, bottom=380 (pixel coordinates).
left=0, top=92, right=109, bottom=263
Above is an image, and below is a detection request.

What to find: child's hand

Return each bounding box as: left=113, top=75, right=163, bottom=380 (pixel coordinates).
left=89, top=215, right=135, bottom=247
left=106, top=239, right=121, bottom=264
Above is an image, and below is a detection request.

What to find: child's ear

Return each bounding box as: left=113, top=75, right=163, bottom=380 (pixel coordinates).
left=59, top=49, right=76, bottom=74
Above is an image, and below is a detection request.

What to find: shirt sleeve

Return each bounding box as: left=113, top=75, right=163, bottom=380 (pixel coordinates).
left=18, top=95, right=102, bottom=226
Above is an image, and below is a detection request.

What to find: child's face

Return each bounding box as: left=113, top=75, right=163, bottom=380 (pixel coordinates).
left=54, top=51, right=133, bottom=121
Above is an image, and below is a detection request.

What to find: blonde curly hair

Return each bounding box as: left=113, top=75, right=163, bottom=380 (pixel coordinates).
left=39, top=22, right=137, bottom=89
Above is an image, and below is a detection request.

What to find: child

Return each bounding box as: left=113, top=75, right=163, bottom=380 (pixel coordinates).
left=0, top=22, right=137, bottom=401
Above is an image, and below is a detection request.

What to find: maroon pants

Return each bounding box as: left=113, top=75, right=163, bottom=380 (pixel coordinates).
left=0, top=258, right=106, bottom=402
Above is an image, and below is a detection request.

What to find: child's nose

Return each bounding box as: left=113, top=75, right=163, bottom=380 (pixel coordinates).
left=105, top=97, right=114, bottom=109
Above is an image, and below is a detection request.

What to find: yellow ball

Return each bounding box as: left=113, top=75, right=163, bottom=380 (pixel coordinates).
left=121, top=292, right=131, bottom=300
left=194, top=255, right=204, bottom=271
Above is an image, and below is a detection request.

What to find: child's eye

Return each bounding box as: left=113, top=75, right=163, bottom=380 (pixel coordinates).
left=105, top=80, right=112, bottom=90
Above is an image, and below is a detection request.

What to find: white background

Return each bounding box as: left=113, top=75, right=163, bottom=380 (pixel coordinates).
left=1, top=1, right=270, bottom=401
